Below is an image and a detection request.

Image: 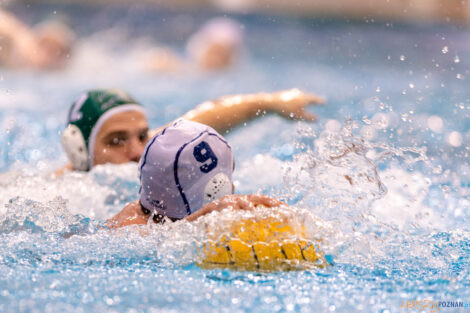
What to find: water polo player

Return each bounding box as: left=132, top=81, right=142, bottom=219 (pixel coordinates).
left=60, top=88, right=324, bottom=173
left=0, top=9, right=74, bottom=70
left=148, top=17, right=244, bottom=72
left=107, top=120, right=284, bottom=228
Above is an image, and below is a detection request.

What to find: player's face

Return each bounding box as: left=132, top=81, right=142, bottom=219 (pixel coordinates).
left=93, top=111, right=149, bottom=166
left=199, top=42, right=234, bottom=70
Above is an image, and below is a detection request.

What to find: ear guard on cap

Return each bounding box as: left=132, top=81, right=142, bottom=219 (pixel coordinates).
left=203, top=172, right=232, bottom=204
left=61, top=124, right=89, bottom=171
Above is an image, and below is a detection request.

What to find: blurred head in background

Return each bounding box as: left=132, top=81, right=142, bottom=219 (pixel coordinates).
left=34, top=20, right=75, bottom=69
left=186, top=17, right=244, bottom=70
left=0, top=9, right=75, bottom=70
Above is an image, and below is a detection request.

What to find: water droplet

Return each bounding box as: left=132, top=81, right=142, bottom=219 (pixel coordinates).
left=325, top=119, right=341, bottom=132
left=456, top=73, right=464, bottom=80
left=447, top=131, right=462, bottom=147
left=409, top=83, right=414, bottom=88
left=442, top=46, right=449, bottom=54
left=376, top=87, right=381, bottom=93
left=432, top=165, right=442, bottom=174
left=360, top=125, right=376, bottom=140
left=427, top=115, right=443, bottom=133
left=454, top=55, right=460, bottom=63
left=399, top=55, right=406, bottom=61
left=372, top=113, right=389, bottom=128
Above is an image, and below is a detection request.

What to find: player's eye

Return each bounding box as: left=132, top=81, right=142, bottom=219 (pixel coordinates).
left=138, top=131, right=149, bottom=143
left=108, top=136, right=128, bottom=146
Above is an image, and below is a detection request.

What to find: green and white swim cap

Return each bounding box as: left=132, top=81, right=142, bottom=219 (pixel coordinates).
left=61, top=89, right=145, bottom=171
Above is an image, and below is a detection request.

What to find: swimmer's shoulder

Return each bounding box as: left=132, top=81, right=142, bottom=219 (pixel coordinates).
left=107, top=200, right=149, bottom=229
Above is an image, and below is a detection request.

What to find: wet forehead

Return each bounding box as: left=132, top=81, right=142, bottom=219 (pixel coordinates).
left=97, top=110, right=149, bottom=138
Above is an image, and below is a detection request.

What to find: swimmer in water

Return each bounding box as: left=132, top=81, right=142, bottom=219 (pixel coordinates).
left=147, top=17, right=243, bottom=72
left=58, top=88, right=324, bottom=173
left=107, top=120, right=285, bottom=228
left=0, top=9, right=74, bottom=70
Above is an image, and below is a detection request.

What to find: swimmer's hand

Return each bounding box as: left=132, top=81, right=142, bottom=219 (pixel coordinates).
left=270, top=88, right=325, bottom=122
left=185, top=194, right=285, bottom=222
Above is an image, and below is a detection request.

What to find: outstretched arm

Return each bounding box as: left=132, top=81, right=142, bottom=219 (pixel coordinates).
left=183, top=89, right=324, bottom=134
left=150, top=89, right=325, bottom=136
left=0, top=9, right=46, bottom=68
left=108, top=194, right=285, bottom=228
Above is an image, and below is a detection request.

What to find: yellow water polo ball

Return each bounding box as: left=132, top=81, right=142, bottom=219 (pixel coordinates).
left=197, top=215, right=328, bottom=271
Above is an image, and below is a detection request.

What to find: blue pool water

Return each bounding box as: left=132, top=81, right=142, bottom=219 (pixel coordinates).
left=0, top=3, right=469, bottom=313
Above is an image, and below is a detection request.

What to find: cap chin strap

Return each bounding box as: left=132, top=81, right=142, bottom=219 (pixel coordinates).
left=203, top=172, right=232, bottom=204
left=61, top=124, right=89, bottom=171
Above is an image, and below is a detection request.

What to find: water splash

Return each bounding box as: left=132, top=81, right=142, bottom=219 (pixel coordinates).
left=0, top=163, right=140, bottom=220
left=276, top=120, right=456, bottom=268
left=282, top=121, right=388, bottom=220
left=0, top=196, right=92, bottom=235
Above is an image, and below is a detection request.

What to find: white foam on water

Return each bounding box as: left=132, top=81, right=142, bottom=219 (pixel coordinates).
left=233, top=153, right=284, bottom=194
left=0, top=163, right=139, bottom=220
left=372, top=168, right=439, bottom=231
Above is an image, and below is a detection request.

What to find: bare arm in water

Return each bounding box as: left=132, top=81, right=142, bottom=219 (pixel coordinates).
left=0, top=9, right=56, bottom=68
left=150, top=88, right=325, bottom=136
left=107, top=194, right=285, bottom=228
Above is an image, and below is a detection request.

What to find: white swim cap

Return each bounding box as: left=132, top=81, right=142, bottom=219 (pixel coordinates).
left=139, top=120, right=234, bottom=219
left=186, top=17, right=243, bottom=64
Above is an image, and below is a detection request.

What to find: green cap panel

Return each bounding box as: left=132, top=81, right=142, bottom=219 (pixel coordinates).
left=67, top=89, right=140, bottom=146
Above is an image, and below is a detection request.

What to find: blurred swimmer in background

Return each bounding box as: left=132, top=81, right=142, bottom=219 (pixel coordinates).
left=58, top=88, right=324, bottom=174
left=107, top=120, right=285, bottom=228
left=147, top=17, right=243, bottom=72
left=0, top=9, right=75, bottom=70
